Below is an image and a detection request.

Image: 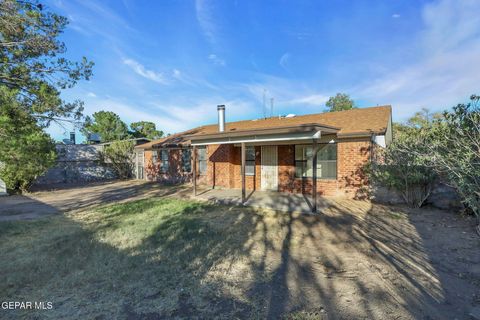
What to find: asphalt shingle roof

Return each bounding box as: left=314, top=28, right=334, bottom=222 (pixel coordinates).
left=136, top=105, right=391, bottom=149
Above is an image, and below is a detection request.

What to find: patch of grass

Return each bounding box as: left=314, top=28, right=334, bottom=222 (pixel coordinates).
left=0, top=198, right=267, bottom=319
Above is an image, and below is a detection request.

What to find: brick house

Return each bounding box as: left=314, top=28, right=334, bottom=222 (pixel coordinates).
left=134, top=105, right=392, bottom=212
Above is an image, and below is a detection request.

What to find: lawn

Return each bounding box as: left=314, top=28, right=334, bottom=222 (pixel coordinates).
left=1, top=196, right=479, bottom=319
left=0, top=198, right=279, bottom=319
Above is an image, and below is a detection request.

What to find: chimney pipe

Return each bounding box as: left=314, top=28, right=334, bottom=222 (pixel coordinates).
left=217, top=105, right=225, bottom=132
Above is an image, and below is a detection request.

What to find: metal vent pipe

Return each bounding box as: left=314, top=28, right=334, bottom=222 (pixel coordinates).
left=217, top=105, right=225, bottom=132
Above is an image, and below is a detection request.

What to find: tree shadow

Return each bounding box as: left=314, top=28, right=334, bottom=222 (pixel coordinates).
left=1, top=190, right=479, bottom=319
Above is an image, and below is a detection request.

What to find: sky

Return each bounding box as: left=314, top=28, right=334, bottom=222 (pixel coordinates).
left=45, top=0, right=480, bottom=142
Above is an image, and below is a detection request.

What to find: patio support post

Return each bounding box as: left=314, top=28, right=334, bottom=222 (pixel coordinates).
left=241, top=142, right=246, bottom=204
left=312, top=139, right=318, bottom=213
left=193, top=146, right=197, bottom=196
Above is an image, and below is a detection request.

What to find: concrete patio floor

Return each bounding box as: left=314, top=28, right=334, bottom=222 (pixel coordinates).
left=194, top=188, right=335, bottom=213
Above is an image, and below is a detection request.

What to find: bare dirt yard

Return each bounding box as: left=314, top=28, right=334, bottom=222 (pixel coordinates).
left=0, top=181, right=479, bottom=319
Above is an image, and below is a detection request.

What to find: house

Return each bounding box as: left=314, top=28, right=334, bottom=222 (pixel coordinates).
left=134, top=105, right=392, bottom=212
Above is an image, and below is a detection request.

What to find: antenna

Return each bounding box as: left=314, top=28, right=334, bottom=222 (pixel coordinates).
left=270, top=97, right=274, bottom=117
left=262, top=89, right=267, bottom=119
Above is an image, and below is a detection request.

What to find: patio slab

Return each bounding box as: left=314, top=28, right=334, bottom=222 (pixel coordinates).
left=194, top=188, right=335, bottom=213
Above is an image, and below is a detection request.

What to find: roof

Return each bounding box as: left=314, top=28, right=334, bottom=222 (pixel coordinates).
left=135, top=105, right=391, bottom=149
left=99, top=137, right=150, bottom=146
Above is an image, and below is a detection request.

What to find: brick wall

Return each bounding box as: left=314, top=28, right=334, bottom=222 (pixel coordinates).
left=278, top=139, right=371, bottom=197
left=144, top=138, right=371, bottom=198
left=145, top=149, right=192, bottom=184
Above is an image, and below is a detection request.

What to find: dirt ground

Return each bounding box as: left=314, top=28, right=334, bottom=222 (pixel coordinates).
left=0, top=180, right=188, bottom=221
left=1, top=181, right=479, bottom=319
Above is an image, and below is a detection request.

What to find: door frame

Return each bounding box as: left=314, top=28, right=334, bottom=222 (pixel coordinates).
left=260, top=145, right=278, bottom=191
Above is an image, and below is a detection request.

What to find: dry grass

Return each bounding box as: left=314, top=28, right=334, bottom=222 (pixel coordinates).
left=0, top=198, right=278, bottom=319
left=1, top=196, right=478, bottom=319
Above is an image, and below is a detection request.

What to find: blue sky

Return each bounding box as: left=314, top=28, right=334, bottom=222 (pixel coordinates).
left=45, top=0, right=480, bottom=142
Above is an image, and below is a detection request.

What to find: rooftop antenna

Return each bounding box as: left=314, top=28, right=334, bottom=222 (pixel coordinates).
left=270, top=97, right=274, bottom=117
left=262, top=89, right=267, bottom=119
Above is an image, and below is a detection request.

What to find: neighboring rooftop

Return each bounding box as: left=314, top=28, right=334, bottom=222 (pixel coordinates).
left=136, top=105, right=391, bottom=149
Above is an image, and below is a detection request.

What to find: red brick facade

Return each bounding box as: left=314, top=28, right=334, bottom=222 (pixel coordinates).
left=144, top=138, right=372, bottom=198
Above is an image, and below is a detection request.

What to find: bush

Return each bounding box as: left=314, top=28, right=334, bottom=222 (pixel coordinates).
left=369, top=132, right=436, bottom=208
left=100, top=140, right=135, bottom=179
left=0, top=89, right=56, bottom=192
left=428, top=95, right=480, bottom=221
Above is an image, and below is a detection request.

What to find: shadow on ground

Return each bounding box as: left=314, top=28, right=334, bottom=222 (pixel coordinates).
left=1, top=182, right=479, bottom=319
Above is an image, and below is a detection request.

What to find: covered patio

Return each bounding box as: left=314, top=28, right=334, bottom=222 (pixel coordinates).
left=193, top=188, right=335, bottom=214
left=187, top=118, right=340, bottom=213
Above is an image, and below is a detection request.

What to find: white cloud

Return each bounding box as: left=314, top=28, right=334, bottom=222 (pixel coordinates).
left=123, top=58, right=169, bottom=84
left=355, top=0, right=480, bottom=120
left=285, top=94, right=329, bottom=106
left=196, top=0, right=217, bottom=44
left=85, top=98, right=187, bottom=134
left=208, top=54, right=226, bottom=66
left=149, top=98, right=256, bottom=128
left=279, top=52, right=291, bottom=69
left=240, top=79, right=331, bottom=115
left=172, top=69, right=181, bottom=79
left=87, top=92, right=97, bottom=98
left=392, top=13, right=401, bottom=18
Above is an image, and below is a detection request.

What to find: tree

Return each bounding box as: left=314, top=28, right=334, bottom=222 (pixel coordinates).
left=0, top=87, right=56, bottom=192
left=100, top=140, right=135, bottom=179
left=130, top=121, right=163, bottom=140
left=0, top=0, right=92, bottom=192
left=82, top=111, right=129, bottom=143
left=325, top=93, right=356, bottom=112
left=0, top=0, right=93, bottom=126
left=428, top=95, right=480, bottom=226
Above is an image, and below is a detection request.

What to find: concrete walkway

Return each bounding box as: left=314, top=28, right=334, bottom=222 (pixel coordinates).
left=194, top=188, right=335, bottom=214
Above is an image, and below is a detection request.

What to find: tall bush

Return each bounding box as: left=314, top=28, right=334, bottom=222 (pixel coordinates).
left=370, top=126, right=436, bottom=208
left=428, top=95, right=480, bottom=223
left=100, top=141, right=135, bottom=179
left=0, top=89, right=56, bottom=192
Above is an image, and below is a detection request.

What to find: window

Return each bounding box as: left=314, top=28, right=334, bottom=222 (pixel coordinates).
left=295, top=144, right=337, bottom=179
left=245, top=146, right=255, bottom=176
left=197, top=147, right=207, bottom=175
left=152, top=150, right=158, bottom=164
left=160, top=149, right=169, bottom=173
left=182, top=149, right=191, bottom=172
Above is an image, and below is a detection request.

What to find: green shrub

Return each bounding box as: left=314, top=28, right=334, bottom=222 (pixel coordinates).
left=0, top=89, right=56, bottom=192
left=100, top=140, right=135, bottom=179
left=428, top=95, right=480, bottom=221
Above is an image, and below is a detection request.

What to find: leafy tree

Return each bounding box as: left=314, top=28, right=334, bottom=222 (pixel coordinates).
left=325, top=93, right=356, bottom=112
left=100, top=140, right=135, bottom=179
left=130, top=121, right=163, bottom=140
left=0, top=0, right=93, bottom=125
left=82, top=111, right=129, bottom=142
left=0, top=87, right=56, bottom=192
left=428, top=95, right=480, bottom=225
left=0, top=0, right=92, bottom=192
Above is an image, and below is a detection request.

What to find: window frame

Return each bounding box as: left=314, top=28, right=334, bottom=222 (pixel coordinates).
left=245, top=146, right=256, bottom=176
left=181, top=149, right=192, bottom=173
left=159, top=149, right=169, bottom=173
left=294, top=144, right=337, bottom=180
left=197, top=146, right=207, bottom=176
